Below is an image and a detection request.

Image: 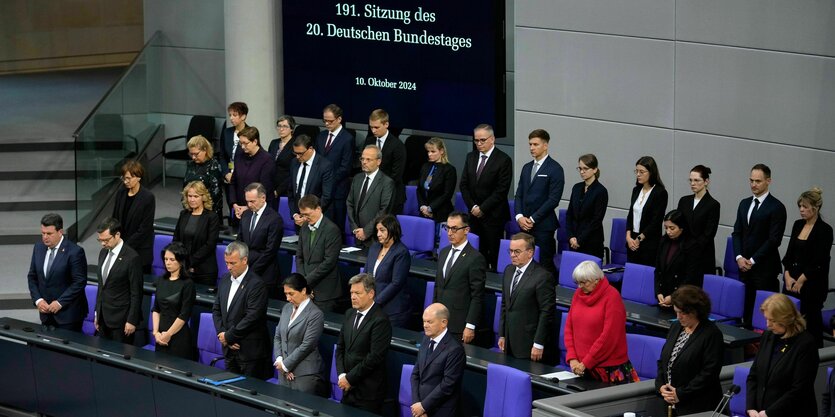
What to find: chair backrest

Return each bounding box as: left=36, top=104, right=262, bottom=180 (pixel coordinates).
left=454, top=192, right=467, bottom=214
left=625, top=333, right=665, bottom=380
left=424, top=282, right=435, bottom=310
left=343, top=215, right=355, bottom=247
left=437, top=233, right=480, bottom=255
left=278, top=197, right=296, bottom=237
left=703, top=274, right=745, bottom=322
left=330, top=344, right=343, bottom=401
left=484, top=363, right=532, bottom=417
left=621, top=263, right=657, bottom=305
left=403, top=185, right=420, bottom=216
left=497, top=239, right=541, bottom=273
left=752, top=290, right=801, bottom=332
left=493, top=294, right=502, bottom=349
left=397, top=215, right=435, bottom=255
left=723, top=236, right=740, bottom=280
left=558, top=312, right=568, bottom=366
left=609, top=218, right=628, bottom=265
left=729, top=365, right=750, bottom=416
left=152, top=234, right=174, bottom=276
left=83, top=284, right=97, bottom=336
left=505, top=200, right=521, bottom=238
left=196, top=313, right=225, bottom=369
left=188, top=115, right=217, bottom=140
left=398, top=364, right=415, bottom=417
left=557, top=251, right=602, bottom=289
left=556, top=208, right=568, bottom=253
left=216, top=244, right=228, bottom=281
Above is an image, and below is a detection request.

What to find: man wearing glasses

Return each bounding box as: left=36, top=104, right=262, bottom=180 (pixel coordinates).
left=459, top=124, right=512, bottom=271
left=94, top=217, right=143, bottom=344
left=315, top=104, right=354, bottom=230
left=288, top=134, right=334, bottom=223
left=433, top=212, right=486, bottom=345
left=295, top=194, right=346, bottom=313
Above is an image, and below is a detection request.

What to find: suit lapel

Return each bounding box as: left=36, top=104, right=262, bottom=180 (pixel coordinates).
left=445, top=244, right=472, bottom=283
left=360, top=176, right=381, bottom=210
left=227, top=274, right=248, bottom=314
left=421, top=333, right=448, bottom=371
left=288, top=303, right=308, bottom=332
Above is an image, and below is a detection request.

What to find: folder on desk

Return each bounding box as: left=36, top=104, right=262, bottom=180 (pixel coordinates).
left=198, top=371, right=246, bottom=385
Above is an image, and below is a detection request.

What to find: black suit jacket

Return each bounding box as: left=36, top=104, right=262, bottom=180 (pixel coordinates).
left=364, top=134, right=406, bottom=213
left=96, top=243, right=143, bottom=329
left=296, top=216, right=343, bottom=302
left=267, top=137, right=296, bottom=197
left=112, top=187, right=156, bottom=267
left=315, top=128, right=354, bottom=200
left=626, top=184, right=668, bottom=265
left=212, top=270, right=271, bottom=362
left=514, top=156, right=565, bottom=231
left=417, top=162, right=457, bottom=222
left=173, top=209, right=220, bottom=283
left=498, top=261, right=557, bottom=364
left=410, top=332, right=466, bottom=417
left=782, top=218, right=833, bottom=302
left=565, top=179, right=609, bottom=258
left=336, top=303, right=392, bottom=403
left=746, top=330, right=819, bottom=417
left=677, top=192, right=720, bottom=274
left=655, top=321, right=724, bottom=415
left=459, top=148, right=512, bottom=225
left=732, top=194, right=787, bottom=278
left=238, top=207, right=283, bottom=287
left=288, top=153, right=334, bottom=214
left=27, top=239, right=88, bottom=325
left=654, top=234, right=701, bottom=297
left=434, top=242, right=486, bottom=335
left=219, top=125, right=244, bottom=176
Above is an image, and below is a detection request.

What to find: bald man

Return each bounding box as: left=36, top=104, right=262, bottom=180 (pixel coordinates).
left=410, top=303, right=466, bottom=417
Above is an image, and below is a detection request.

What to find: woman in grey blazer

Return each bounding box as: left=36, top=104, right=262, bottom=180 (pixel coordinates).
left=273, top=274, right=327, bottom=396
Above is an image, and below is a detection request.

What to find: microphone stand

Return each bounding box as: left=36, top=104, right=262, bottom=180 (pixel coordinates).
left=710, top=385, right=740, bottom=417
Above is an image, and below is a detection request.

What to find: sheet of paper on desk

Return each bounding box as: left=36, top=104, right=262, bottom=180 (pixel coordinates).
left=540, top=371, right=579, bottom=380
left=282, top=236, right=299, bottom=243
left=340, top=247, right=362, bottom=253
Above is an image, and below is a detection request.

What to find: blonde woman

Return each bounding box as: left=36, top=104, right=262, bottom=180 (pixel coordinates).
left=417, top=137, right=457, bottom=223
left=184, top=134, right=224, bottom=219
left=173, top=181, right=220, bottom=286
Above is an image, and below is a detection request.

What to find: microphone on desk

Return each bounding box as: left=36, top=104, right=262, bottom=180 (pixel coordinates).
left=710, top=384, right=740, bottom=417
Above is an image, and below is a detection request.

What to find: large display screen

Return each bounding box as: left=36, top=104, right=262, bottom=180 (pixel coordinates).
left=282, top=1, right=506, bottom=136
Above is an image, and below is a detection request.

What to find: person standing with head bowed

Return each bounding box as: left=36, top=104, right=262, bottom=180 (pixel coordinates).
left=113, top=159, right=155, bottom=273
left=676, top=165, right=720, bottom=275
left=566, top=153, right=608, bottom=259
left=626, top=156, right=668, bottom=267
left=152, top=242, right=196, bottom=359
left=173, top=181, right=220, bottom=287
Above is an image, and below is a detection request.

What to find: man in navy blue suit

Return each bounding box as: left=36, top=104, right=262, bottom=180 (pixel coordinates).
left=27, top=213, right=88, bottom=331
left=514, top=129, right=565, bottom=273
left=732, top=163, right=787, bottom=324
left=288, top=134, right=334, bottom=222
left=315, top=104, right=354, bottom=230
left=410, top=303, right=466, bottom=417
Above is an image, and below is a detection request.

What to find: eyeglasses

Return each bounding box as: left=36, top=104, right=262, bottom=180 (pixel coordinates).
left=188, top=151, right=202, bottom=157
left=442, top=224, right=468, bottom=232
left=473, top=138, right=490, bottom=144
left=576, top=167, right=591, bottom=172
left=97, top=235, right=115, bottom=244
left=120, top=175, right=137, bottom=183
left=277, top=124, right=291, bottom=129
left=634, top=169, right=648, bottom=175
left=322, top=118, right=337, bottom=124
left=507, top=249, right=530, bottom=256
left=293, top=150, right=308, bottom=156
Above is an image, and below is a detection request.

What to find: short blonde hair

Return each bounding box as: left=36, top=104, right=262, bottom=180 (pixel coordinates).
left=761, top=293, right=805, bottom=338
left=181, top=181, right=213, bottom=211
left=187, top=135, right=215, bottom=159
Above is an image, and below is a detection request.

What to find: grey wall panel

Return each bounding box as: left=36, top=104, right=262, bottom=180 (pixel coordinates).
left=514, top=112, right=674, bottom=211
left=152, top=47, right=226, bottom=116
left=144, top=0, right=225, bottom=49
left=517, top=0, right=674, bottom=40
left=675, top=43, right=835, bottom=151
left=516, top=29, right=674, bottom=128
left=676, top=0, right=835, bottom=57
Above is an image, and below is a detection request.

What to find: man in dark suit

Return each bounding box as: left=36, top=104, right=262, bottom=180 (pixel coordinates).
left=94, top=218, right=143, bottom=344
left=336, top=273, right=392, bottom=414
left=296, top=195, right=345, bottom=313
left=514, top=129, right=565, bottom=273
left=410, top=303, right=466, bottom=417
left=212, top=241, right=272, bottom=379
left=732, top=163, right=787, bottom=324
left=27, top=213, right=88, bottom=331
left=364, top=109, right=406, bottom=214
left=289, top=134, right=334, bottom=221
left=346, top=145, right=395, bottom=246
left=316, top=104, right=354, bottom=228
left=459, top=124, right=512, bottom=270
left=238, top=182, right=283, bottom=297
left=434, top=212, right=486, bottom=345
left=497, top=233, right=557, bottom=365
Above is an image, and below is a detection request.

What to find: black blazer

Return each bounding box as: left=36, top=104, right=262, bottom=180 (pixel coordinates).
left=238, top=208, right=283, bottom=288
left=677, top=192, right=720, bottom=274
left=822, top=370, right=835, bottom=417
left=296, top=216, right=343, bottom=303
left=112, top=187, right=156, bottom=268
left=498, top=261, right=557, bottom=364
left=434, top=242, right=486, bottom=335
left=173, top=209, right=220, bottom=284
left=336, top=303, right=392, bottom=403
left=654, top=234, right=701, bottom=297
left=410, top=332, right=466, bottom=417
left=315, top=127, right=354, bottom=200
left=626, top=184, right=668, bottom=266
left=782, top=218, right=833, bottom=302
left=288, top=153, right=334, bottom=214
left=27, top=239, right=88, bottom=325
left=417, top=162, right=457, bottom=222
left=212, top=270, right=271, bottom=362
left=96, top=243, right=143, bottom=329
left=655, top=321, right=724, bottom=415
left=459, top=148, right=512, bottom=226
left=732, top=194, right=787, bottom=277
left=267, top=137, right=295, bottom=197
left=746, top=330, right=819, bottom=417
left=364, top=134, right=406, bottom=213
left=565, top=180, right=608, bottom=259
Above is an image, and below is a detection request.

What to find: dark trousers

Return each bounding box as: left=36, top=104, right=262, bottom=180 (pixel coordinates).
left=531, top=226, right=557, bottom=273
left=43, top=316, right=82, bottom=332
left=470, top=216, right=504, bottom=271
left=226, top=351, right=273, bottom=380
left=98, top=322, right=135, bottom=345
left=742, top=269, right=780, bottom=324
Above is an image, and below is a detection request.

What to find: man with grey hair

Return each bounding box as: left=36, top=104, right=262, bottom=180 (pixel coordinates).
left=237, top=182, right=283, bottom=297
left=346, top=145, right=394, bottom=246
left=410, top=303, right=465, bottom=417
left=336, top=273, right=392, bottom=413
left=212, top=241, right=272, bottom=379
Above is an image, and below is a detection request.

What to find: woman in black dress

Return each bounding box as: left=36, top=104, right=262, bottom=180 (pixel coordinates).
left=676, top=165, right=720, bottom=275
left=152, top=242, right=196, bottom=359
left=268, top=115, right=297, bottom=198
left=173, top=181, right=220, bottom=286
left=655, top=210, right=700, bottom=307
left=782, top=187, right=833, bottom=347
left=184, top=135, right=224, bottom=220
left=113, top=160, right=155, bottom=273
left=626, top=156, right=668, bottom=266
left=417, top=137, right=457, bottom=227
left=565, top=153, right=608, bottom=259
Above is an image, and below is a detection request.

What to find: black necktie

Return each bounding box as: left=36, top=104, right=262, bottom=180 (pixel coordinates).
left=444, top=248, right=459, bottom=279
left=358, top=175, right=370, bottom=207
left=297, top=162, right=308, bottom=195
left=428, top=340, right=436, bottom=352
left=353, top=312, right=364, bottom=331
left=510, top=268, right=523, bottom=295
